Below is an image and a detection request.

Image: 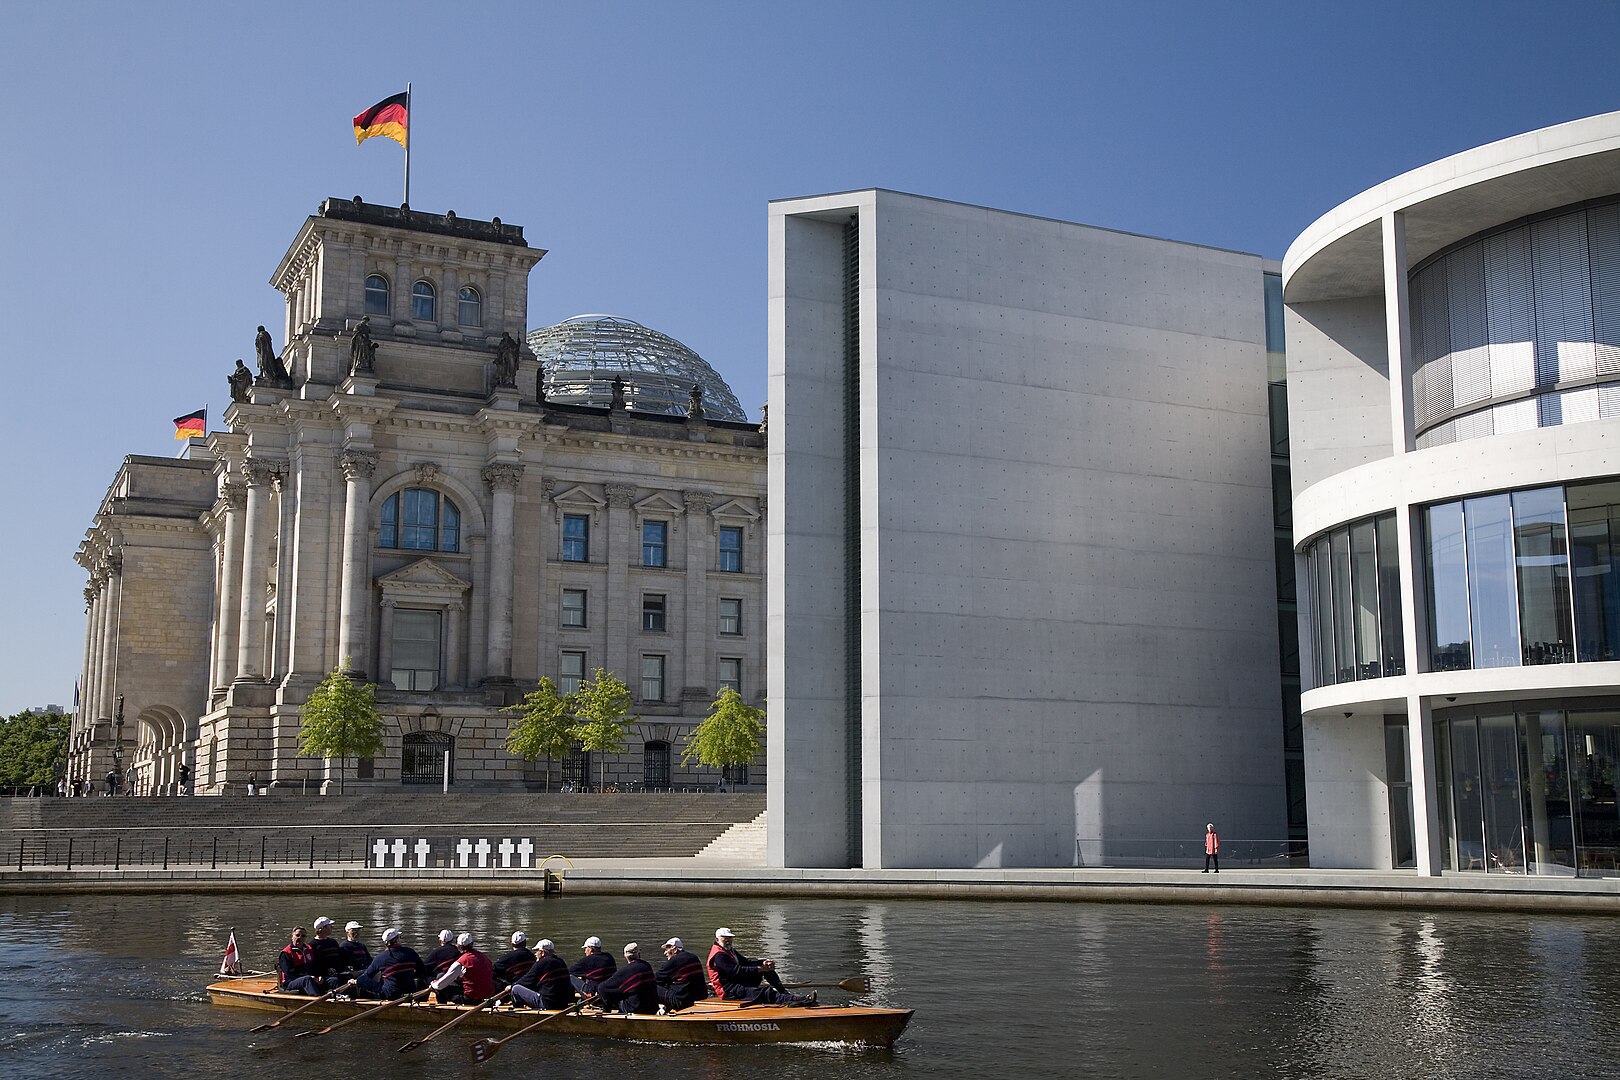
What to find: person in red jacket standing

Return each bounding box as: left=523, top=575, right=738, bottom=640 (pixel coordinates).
left=1204, top=822, right=1220, bottom=873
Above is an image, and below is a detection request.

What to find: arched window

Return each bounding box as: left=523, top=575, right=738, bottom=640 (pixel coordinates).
left=379, top=488, right=461, bottom=552
left=364, top=274, right=390, bottom=315
left=457, top=285, right=482, bottom=327
left=412, top=280, right=437, bottom=321
left=402, top=731, right=454, bottom=785
left=643, top=740, right=671, bottom=790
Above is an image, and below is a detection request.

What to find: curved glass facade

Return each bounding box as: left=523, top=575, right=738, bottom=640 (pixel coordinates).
left=1410, top=198, right=1620, bottom=448
left=526, top=315, right=749, bottom=422
left=1422, top=478, right=1620, bottom=670
left=1302, top=512, right=1404, bottom=687
left=1435, top=703, right=1620, bottom=876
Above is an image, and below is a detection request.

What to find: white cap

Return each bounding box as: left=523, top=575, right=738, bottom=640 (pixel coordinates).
left=511, top=931, right=527, bottom=946
left=537, top=939, right=555, bottom=952
left=624, top=942, right=640, bottom=957
left=583, top=936, right=602, bottom=948
left=382, top=927, right=401, bottom=943
left=715, top=927, right=734, bottom=939
left=663, top=937, right=683, bottom=950
left=457, top=932, right=474, bottom=948
left=312, top=917, right=333, bottom=931
left=345, top=921, right=362, bottom=932
left=439, top=929, right=455, bottom=944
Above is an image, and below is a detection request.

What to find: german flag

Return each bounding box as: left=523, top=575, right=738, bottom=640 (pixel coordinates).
left=173, top=409, right=206, bottom=440
left=354, top=92, right=408, bottom=148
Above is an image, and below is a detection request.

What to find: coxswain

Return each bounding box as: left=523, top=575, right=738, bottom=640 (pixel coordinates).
left=430, top=931, right=495, bottom=1005
left=424, top=929, right=461, bottom=999
left=354, top=927, right=427, bottom=999
left=707, top=927, right=813, bottom=1006
left=570, top=935, right=617, bottom=995
left=655, top=937, right=709, bottom=1012
left=492, top=931, right=537, bottom=989
left=596, top=943, right=658, bottom=1014
left=276, top=927, right=321, bottom=996
left=308, top=916, right=344, bottom=987
left=337, top=921, right=372, bottom=978
left=511, top=938, right=573, bottom=1011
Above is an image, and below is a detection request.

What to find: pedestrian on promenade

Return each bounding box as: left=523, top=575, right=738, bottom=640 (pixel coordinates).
left=1203, top=822, right=1220, bottom=873
left=247, top=770, right=258, bottom=796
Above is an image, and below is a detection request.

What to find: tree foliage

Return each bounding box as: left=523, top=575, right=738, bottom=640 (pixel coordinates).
left=503, top=676, right=575, bottom=792
left=0, top=709, right=68, bottom=787
left=298, top=662, right=384, bottom=794
left=682, top=688, right=764, bottom=787
left=571, top=668, right=634, bottom=791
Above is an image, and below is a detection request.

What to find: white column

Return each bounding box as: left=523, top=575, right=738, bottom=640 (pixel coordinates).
left=1406, top=692, right=1444, bottom=876
left=97, top=557, right=122, bottom=719
left=337, top=448, right=378, bottom=676
left=85, top=579, right=105, bottom=719
left=214, top=481, right=247, bottom=687
left=1382, top=211, right=1417, bottom=456
left=482, top=462, right=523, bottom=682
left=235, top=460, right=278, bottom=681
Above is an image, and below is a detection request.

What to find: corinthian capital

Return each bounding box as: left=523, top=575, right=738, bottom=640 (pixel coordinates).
left=222, top=480, right=247, bottom=512
left=340, top=449, right=379, bottom=482
left=482, top=462, right=525, bottom=492
left=605, top=483, right=636, bottom=508
left=243, top=458, right=280, bottom=487
left=682, top=490, right=713, bottom=514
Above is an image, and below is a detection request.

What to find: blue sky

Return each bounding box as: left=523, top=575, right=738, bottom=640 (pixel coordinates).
left=2, top=0, right=1617, bottom=714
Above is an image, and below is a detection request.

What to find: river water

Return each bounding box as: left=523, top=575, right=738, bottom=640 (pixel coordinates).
left=0, top=890, right=1615, bottom=1079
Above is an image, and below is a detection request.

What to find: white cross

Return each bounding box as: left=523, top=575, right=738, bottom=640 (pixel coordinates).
left=456, top=839, right=473, bottom=868
left=498, top=839, right=515, bottom=868
left=516, top=838, right=534, bottom=868
left=372, top=838, right=390, bottom=867
left=475, top=839, right=491, bottom=867
left=414, top=839, right=432, bottom=867
left=390, top=839, right=407, bottom=867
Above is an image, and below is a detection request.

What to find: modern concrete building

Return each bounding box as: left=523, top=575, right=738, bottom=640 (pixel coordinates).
left=1286, top=111, right=1620, bottom=876
left=768, top=190, right=1290, bottom=869
left=72, top=198, right=767, bottom=795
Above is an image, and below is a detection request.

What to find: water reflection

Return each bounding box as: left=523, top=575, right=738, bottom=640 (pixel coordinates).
left=0, top=893, right=1616, bottom=1079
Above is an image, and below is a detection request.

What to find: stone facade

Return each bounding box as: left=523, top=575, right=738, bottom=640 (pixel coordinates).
left=73, top=198, right=766, bottom=795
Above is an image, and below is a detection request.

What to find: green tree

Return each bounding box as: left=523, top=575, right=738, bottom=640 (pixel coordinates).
left=298, top=662, right=385, bottom=794
left=0, top=709, right=68, bottom=788
left=681, top=688, right=764, bottom=791
left=570, top=668, right=634, bottom=792
left=503, top=676, right=575, bottom=792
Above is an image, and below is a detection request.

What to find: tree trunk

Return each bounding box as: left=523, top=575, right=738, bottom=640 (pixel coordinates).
left=544, top=754, right=552, bottom=793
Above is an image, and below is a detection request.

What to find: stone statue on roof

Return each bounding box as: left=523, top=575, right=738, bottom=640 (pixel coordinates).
left=228, top=359, right=253, bottom=403
left=494, top=332, right=520, bottom=389
left=686, top=384, right=705, bottom=420
left=254, top=325, right=290, bottom=384
left=349, top=316, right=377, bottom=376
left=610, top=375, right=627, bottom=411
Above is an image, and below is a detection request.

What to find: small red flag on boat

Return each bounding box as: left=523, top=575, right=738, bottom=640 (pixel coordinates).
left=219, top=931, right=241, bottom=976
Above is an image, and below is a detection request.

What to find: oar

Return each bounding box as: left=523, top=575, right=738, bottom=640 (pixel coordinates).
left=397, top=988, right=512, bottom=1053
left=248, top=980, right=356, bottom=1033
left=295, top=987, right=432, bottom=1038
left=469, top=995, right=597, bottom=1063
left=785, top=976, right=869, bottom=993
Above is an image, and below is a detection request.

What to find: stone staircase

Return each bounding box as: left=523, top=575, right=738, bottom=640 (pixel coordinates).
left=695, top=810, right=766, bottom=863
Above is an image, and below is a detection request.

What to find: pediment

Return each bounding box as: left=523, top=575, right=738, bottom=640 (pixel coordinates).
left=711, top=498, right=760, bottom=523
left=376, top=558, right=471, bottom=594
left=633, top=491, right=684, bottom=517
left=552, top=484, right=606, bottom=509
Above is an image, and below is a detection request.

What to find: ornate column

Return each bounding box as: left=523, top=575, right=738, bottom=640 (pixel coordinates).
left=97, top=555, right=122, bottom=720
left=213, top=481, right=247, bottom=688
left=482, top=462, right=524, bottom=683
left=235, top=460, right=278, bottom=682
left=376, top=598, right=396, bottom=689
left=337, top=448, right=378, bottom=676
left=605, top=482, right=637, bottom=685
left=682, top=490, right=714, bottom=694
left=84, top=578, right=105, bottom=722
left=446, top=599, right=465, bottom=687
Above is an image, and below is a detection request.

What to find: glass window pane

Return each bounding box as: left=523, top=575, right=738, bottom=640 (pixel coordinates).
left=1479, top=713, right=1525, bottom=871
left=1569, top=480, right=1620, bottom=662
left=393, top=609, right=441, bottom=691
left=412, top=280, right=436, bottom=321
left=642, top=521, right=667, bottom=567
left=640, top=655, right=664, bottom=701
left=1351, top=520, right=1380, bottom=677
left=1425, top=502, right=1471, bottom=670
left=563, top=514, right=589, bottom=562
left=365, top=275, right=390, bottom=315
left=642, top=594, right=665, bottom=632
left=1274, top=537, right=1296, bottom=604
left=1376, top=514, right=1405, bottom=676
left=719, top=598, right=742, bottom=635
left=562, top=589, right=586, bottom=629
left=1513, top=486, right=1573, bottom=665
left=1521, top=709, right=1575, bottom=876
left=1272, top=463, right=1292, bottom=530
left=1331, top=529, right=1354, bottom=684
left=1310, top=539, right=1336, bottom=687
left=441, top=500, right=460, bottom=553
left=457, top=286, right=482, bottom=327
left=379, top=493, right=398, bottom=549
left=1448, top=718, right=1485, bottom=870
left=719, top=658, right=741, bottom=693
left=1566, top=710, right=1620, bottom=874
left=560, top=651, right=585, bottom=695
left=1268, top=383, right=1290, bottom=457
left=401, top=488, right=438, bottom=550
left=1465, top=494, right=1520, bottom=668
left=718, top=526, right=742, bottom=572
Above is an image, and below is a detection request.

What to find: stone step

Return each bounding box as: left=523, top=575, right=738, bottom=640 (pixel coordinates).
left=695, top=810, right=766, bottom=862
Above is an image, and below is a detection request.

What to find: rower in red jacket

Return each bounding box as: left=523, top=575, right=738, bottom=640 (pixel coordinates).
left=277, top=926, right=321, bottom=996
left=706, top=927, right=813, bottom=1006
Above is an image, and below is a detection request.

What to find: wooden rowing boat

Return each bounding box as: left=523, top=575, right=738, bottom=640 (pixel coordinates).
left=210, top=975, right=912, bottom=1047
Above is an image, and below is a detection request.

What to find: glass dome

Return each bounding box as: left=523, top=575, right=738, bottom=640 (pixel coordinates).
left=526, top=315, right=748, bottom=422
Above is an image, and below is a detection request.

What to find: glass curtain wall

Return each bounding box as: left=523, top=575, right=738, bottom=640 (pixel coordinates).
left=1301, top=512, right=1404, bottom=687
left=1435, top=703, right=1620, bottom=876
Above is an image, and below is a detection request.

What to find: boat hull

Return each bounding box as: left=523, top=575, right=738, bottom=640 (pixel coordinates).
left=211, top=976, right=911, bottom=1047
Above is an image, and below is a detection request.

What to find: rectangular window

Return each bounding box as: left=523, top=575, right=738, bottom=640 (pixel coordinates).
left=642, top=593, right=666, bottom=632
left=719, top=597, right=742, bottom=635
left=562, top=514, right=589, bottom=562
left=1466, top=494, right=1519, bottom=669
left=561, top=589, right=587, bottom=629
left=1376, top=514, right=1405, bottom=676
left=391, top=609, right=441, bottom=691
left=1425, top=501, right=1472, bottom=671
left=718, top=526, right=743, bottom=572
left=560, top=651, right=586, bottom=696
left=719, top=657, right=741, bottom=694
left=642, top=521, right=668, bottom=567
left=640, top=655, right=665, bottom=702
left=1513, top=486, right=1573, bottom=665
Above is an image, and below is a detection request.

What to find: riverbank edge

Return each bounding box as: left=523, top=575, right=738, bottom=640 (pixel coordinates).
left=2, top=865, right=1617, bottom=914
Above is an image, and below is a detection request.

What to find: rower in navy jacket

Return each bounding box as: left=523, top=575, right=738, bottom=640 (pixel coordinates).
left=655, top=937, right=709, bottom=1012
left=511, top=938, right=574, bottom=1010
left=277, top=927, right=321, bottom=996
left=570, top=935, right=617, bottom=995
left=308, top=917, right=344, bottom=987
left=492, top=931, right=537, bottom=989
left=354, top=927, right=428, bottom=999
left=423, top=929, right=461, bottom=1002
left=706, top=927, right=813, bottom=1006
left=336, top=921, right=372, bottom=978
left=596, top=943, right=657, bottom=1014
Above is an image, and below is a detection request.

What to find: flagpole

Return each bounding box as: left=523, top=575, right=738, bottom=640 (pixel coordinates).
left=403, top=82, right=412, bottom=207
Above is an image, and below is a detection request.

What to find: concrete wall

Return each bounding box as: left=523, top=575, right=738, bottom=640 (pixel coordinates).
left=1302, top=713, right=1391, bottom=869
left=1284, top=297, right=1391, bottom=497
left=771, top=190, right=1288, bottom=868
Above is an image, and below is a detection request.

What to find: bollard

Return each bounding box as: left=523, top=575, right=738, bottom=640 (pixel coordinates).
left=309, top=835, right=316, bottom=870
left=163, top=836, right=169, bottom=870
left=115, top=837, right=121, bottom=870
left=260, top=835, right=266, bottom=870
left=66, top=837, right=73, bottom=870
left=211, top=835, right=217, bottom=870
left=16, top=837, right=22, bottom=871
